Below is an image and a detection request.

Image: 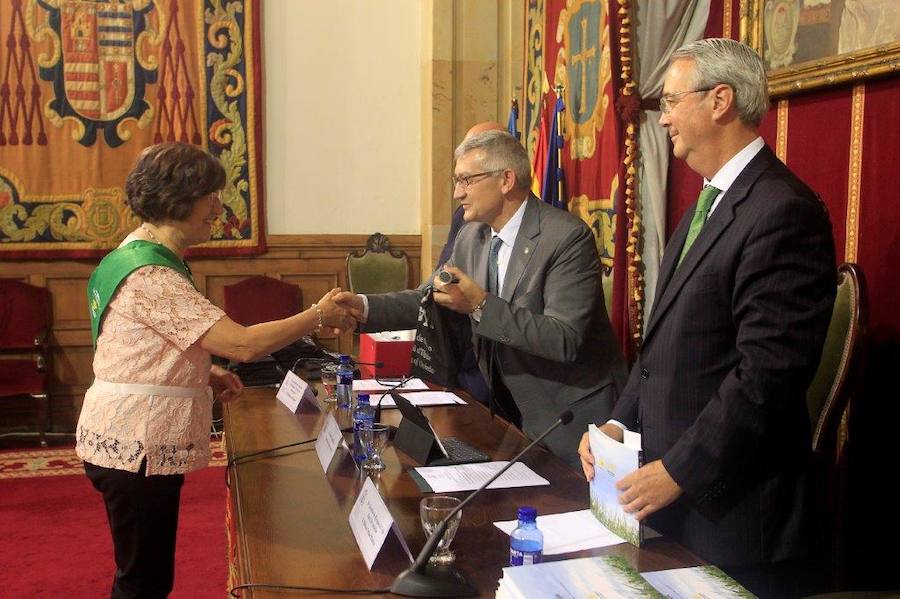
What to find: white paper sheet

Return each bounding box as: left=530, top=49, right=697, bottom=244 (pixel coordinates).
left=494, top=509, right=626, bottom=555
left=641, top=566, right=753, bottom=598
left=372, top=391, right=465, bottom=408
left=413, top=461, right=549, bottom=493
left=352, top=378, right=430, bottom=392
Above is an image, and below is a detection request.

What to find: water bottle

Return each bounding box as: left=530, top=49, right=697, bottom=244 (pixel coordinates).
left=352, top=394, right=376, bottom=463
left=336, top=354, right=354, bottom=409
left=509, top=506, right=543, bottom=566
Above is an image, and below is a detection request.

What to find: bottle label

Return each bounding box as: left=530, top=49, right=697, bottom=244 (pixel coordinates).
left=509, top=548, right=542, bottom=566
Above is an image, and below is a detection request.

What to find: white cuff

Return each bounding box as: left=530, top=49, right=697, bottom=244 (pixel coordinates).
left=606, top=420, right=628, bottom=432
left=359, top=294, right=370, bottom=322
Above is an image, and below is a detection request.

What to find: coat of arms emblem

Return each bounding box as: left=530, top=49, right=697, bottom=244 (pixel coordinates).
left=39, top=0, right=157, bottom=147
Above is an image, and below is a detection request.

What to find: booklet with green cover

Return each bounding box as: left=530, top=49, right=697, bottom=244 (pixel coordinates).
left=588, top=424, right=644, bottom=547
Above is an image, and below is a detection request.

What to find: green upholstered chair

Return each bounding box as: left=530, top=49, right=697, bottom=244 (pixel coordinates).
left=346, top=233, right=410, bottom=294
left=807, top=263, right=867, bottom=457
left=805, top=262, right=867, bottom=592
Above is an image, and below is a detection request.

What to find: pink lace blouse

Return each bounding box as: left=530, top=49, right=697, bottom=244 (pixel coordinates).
left=76, top=260, right=225, bottom=475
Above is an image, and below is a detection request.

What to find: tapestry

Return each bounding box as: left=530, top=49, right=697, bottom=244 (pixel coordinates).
left=524, top=0, right=626, bottom=335
left=0, top=0, right=265, bottom=259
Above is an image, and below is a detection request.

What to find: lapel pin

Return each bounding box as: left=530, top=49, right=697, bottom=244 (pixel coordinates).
left=524, top=247, right=530, bottom=254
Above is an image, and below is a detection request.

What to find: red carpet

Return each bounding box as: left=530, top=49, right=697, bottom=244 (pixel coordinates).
left=0, top=451, right=227, bottom=597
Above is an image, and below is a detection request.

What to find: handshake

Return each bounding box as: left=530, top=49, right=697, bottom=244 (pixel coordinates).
left=314, top=289, right=367, bottom=334
left=313, top=264, right=490, bottom=335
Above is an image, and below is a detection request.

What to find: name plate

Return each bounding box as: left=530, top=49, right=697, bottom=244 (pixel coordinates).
left=315, top=413, right=345, bottom=472
left=276, top=370, right=317, bottom=413
left=348, top=477, right=412, bottom=570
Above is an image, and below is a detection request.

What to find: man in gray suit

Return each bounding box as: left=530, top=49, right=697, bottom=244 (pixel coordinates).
left=336, top=130, right=624, bottom=467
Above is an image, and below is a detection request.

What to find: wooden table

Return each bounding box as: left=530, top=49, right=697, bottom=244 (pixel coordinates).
left=224, top=386, right=701, bottom=597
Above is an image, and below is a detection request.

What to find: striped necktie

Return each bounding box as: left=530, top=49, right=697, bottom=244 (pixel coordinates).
left=677, top=185, right=720, bottom=267
left=487, top=236, right=502, bottom=294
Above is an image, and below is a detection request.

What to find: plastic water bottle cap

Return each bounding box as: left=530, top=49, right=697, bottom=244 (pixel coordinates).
left=339, top=354, right=351, bottom=363
left=517, top=506, right=537, bottom=522
left=358, top=394, right=369, bottom=404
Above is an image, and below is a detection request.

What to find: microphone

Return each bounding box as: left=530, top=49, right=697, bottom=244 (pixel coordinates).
left=352, top=359, right=385, bottom=369
left=437, top=270, right=460, bottom=285
left=271, top=353, right=293, bottom=376
left=372, top=379, right=411, bottom=423
left=303, top=356, right=385, bottom=369
left=390, top=409, right=576, bottom=597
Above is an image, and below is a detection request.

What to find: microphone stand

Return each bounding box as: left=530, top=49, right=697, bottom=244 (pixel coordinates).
left=390, top=410, right=575, bottom=597
left=371, top=380, right=410, bottom=424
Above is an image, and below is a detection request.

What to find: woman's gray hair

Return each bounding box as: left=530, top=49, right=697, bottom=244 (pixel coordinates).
left=454, top=130, right=531, bottom=191
left=672, top=38, right=769, bottom=127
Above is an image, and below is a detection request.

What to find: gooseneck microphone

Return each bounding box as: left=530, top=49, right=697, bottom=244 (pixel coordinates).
left=302, top=356, right=385, bottom=369
left=352, top=359, right=385, bottom=368
left=390, top=409, right=575, bottom=597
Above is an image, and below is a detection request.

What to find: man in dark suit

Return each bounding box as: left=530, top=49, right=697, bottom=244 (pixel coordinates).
left=578, top=39, right=835, bottom=597
left=337, top=130, right=625, bottom=468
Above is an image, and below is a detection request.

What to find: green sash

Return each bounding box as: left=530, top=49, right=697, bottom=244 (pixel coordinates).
left=88, top=240, right=195, bottom=348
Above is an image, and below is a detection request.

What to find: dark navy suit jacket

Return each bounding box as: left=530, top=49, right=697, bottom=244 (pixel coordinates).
left=612, top=145, right=836, bottom=566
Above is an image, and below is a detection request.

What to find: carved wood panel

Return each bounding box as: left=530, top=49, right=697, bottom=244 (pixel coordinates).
left=0, top=234, right=421, bottom=433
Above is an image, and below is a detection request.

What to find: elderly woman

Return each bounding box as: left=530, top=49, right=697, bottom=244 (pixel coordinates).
left=76, top=142, right=353, bottom=598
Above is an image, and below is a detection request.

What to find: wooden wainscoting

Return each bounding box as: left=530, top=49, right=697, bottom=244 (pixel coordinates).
left=0, top=234, right=421, bottom=433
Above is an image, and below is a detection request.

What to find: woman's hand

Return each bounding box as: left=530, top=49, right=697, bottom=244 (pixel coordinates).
left=315, top=288, right=358, bottom=333
left=210, top=364, right=244, bottom=403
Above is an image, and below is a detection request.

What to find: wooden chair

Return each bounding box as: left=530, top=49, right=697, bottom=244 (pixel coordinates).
left=805, top=262, right=868, bottom=590
left=0, top=279, right=52, bottom=446
left=346, top=233, right=409, bottom=294
left=223, top=275, right=301, bottom=326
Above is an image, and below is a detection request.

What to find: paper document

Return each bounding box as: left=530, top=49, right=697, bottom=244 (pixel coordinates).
left=494, top=509, right=626, bottom=555
left=375, top=391, right=465, bottom=408
left=353, top=378, right=429, bottom=392
left=496, top=555, right=660, bottom=599
left=641, top=566, right=755, bottom=598
left=413, top=461, right=549, bottom=493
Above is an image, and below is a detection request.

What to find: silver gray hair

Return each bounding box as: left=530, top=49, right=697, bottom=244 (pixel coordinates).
left=454, top=130, right=531, bottom=191
left=671, top=38, right=769, bottom=127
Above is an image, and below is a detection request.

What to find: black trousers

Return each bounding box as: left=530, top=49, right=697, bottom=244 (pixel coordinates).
left=84, top=460, right=184, bottom=599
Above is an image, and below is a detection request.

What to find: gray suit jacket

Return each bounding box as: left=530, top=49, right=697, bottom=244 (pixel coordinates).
left=365, top=197, right=625, bottom=467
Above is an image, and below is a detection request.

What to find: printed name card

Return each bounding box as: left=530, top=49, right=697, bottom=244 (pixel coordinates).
left=348, top=477, right=412, bottom=570
left=314, top=413, right=345, bottom=472
left=276, top=370, right=317, bottom=413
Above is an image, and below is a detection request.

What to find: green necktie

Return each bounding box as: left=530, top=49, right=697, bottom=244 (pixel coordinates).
left=677, top=185, right=720, bottom=267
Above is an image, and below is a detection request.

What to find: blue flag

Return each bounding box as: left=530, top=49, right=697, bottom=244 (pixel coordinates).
left=541, top=95, right=566, bottom=209
left=507, top=99, right=519, bottom=140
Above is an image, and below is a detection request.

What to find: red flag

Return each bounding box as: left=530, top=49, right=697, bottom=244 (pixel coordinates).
left=530, top=98, right=549, bottom=198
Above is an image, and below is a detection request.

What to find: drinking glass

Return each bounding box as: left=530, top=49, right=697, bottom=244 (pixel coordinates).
left=419, top=495, right=462, bottom=566
left=320, top=363, right=338, bottom=402
left=361, top=424, right=390, bottom=472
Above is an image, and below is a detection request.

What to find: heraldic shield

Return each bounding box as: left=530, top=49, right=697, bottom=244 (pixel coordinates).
left=41, top=0, right=156, bottom=147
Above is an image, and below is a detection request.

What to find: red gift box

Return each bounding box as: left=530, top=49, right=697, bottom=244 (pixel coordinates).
left=358, top=331, right=415, bottom=379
